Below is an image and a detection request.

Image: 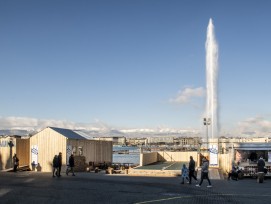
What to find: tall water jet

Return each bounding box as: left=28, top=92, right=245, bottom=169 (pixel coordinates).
left=205, top=18, right=219, bottom=139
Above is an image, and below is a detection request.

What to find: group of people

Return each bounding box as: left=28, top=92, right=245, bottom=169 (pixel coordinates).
left=181, top=156, right=212, bottom=188
left=227, top=156, right=267, bottom=181
left=52, top=152, right=75, bottom=177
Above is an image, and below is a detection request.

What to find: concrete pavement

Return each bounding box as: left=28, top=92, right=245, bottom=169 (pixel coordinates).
left=1, top=171, right=271, bottom=204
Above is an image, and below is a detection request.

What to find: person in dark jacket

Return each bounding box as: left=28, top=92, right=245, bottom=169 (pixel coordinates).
left=188, top=156, right=198, bottom=184
left=57, top=152, right=62, bottom=177
left=257, top=156, right=265, bottom=172
left=196, top=157, right=212, bottom=187
left=13, top=154, right=19, bottom=172
left=66, top=154, right=75, bottom=176
left=52, top=155, right=59, bottom=177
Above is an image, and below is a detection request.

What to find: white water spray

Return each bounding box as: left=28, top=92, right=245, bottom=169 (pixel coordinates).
left=206, top=18, right=219, bottom=139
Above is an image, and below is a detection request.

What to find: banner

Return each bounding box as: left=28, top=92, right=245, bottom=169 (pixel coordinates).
left=209, top=144, right=218, bottom=166
left=31, top=145, right=38, bottom=165
left=268, top=152, right=271, bottom=163
left=66, top=145, right=72, bottom=163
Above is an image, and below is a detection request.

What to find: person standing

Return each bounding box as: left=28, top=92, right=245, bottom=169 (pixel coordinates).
left=12, top=154, right=19, bottom=172
left=66, top=154, right=75, bottom=176
left=188, top=156, right=198, bottom=184
left=257, top=156, right=265, bottom=172
left=196, top=157, right=212, bottom=187
left=57, top=152, right=62, bottom=177
left=52, top=155, right=59, bottom=177
left=180, top=164, right=189, bottom=184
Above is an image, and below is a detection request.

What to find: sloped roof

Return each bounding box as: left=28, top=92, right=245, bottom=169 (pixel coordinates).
left=73, top=130, right=94, bottom=140
left=234, top=142, right=271, bottom=150
left=49, top=127, right=86, bottom=140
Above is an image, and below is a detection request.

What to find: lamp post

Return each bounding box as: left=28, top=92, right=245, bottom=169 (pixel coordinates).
left=203, top=118, right=211, bottom=152
left=8, top=140, right=14, bottom=168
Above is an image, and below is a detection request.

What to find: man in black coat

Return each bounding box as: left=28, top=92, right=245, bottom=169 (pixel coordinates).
left=66, top=154, right=75, bottom=176
left=257, top=156, right=265, bottom=172
left=52, top=155, right=59, bottom=177
left=57, top=152, right=62, bottom=177
left=188, top=156, right=198, bottom=184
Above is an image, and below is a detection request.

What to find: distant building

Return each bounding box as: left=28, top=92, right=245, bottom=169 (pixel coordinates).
left=94, top=136, right=126, bottom=146
left=146, top=136, right=174, bottom=145
left=126, top=138, right=147, bottom=146
left=174, top=137, right=201, bottom=147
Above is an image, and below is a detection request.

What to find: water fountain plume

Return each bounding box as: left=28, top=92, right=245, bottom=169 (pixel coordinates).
left=205, top=18, right=219, bottom=139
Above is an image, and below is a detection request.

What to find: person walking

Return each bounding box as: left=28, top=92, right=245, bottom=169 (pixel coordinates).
left=52, top=155, right=59, bottom=177
left=257, top=156, right=265, bottom=172
left=257, top=156, right=266, bottom=183
left=188, top=156, right=198, bottom=184
left=57, top=152, right=62, bottom=177
left=180, top=164, right=189, bottom=184
left=66, top=154, right=75, bottom=176
left=13, top=154, right=19, bottom=172
left=196, top=157, right=212, bottom=188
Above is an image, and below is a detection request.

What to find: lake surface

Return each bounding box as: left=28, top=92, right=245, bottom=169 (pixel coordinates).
left=112, top=146, right=140, bottom=165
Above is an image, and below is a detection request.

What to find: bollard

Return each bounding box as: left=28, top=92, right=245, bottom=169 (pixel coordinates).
left=107, top=168, right=113, bottom=174
left=257, top=172, right=265, bottom=183
left=125, top=169, right=129, bottom=174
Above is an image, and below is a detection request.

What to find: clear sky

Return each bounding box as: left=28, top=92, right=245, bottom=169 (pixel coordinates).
left=1, top=0, right=271, bottom=136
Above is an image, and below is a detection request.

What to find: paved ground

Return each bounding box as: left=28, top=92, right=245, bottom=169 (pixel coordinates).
left=1, top=171, right=271, bottom=204
left=135, top=162, right=185, bottom=170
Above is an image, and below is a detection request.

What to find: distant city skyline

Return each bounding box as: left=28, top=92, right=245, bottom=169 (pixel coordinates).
left=1, top=1, right=271, bottom=137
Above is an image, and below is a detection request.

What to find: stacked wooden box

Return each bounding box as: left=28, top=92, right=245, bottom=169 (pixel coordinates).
left=74, top=156, right=88, bottom=172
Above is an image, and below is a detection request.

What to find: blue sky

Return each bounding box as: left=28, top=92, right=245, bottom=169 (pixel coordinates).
left=1, top=0, right=271, bottom=136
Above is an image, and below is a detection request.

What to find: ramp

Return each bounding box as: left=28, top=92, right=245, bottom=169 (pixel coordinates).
left=196, top=168, right=221, bottom=180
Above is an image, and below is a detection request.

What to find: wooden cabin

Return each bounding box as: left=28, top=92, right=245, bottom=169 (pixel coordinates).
left=29, top=127, right=112, bottom=172
left=0, top=136, right=30, bottom=171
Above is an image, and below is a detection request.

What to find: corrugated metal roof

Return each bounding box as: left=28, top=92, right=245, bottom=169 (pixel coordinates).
left=73, top=130, right=94, bottom=140
left=234, top=143, right=271, bottom=150
left=49, top=127, right=86, bottom=140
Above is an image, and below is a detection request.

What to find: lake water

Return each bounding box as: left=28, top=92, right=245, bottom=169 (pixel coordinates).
left=112, top=146, right=140, bottom=165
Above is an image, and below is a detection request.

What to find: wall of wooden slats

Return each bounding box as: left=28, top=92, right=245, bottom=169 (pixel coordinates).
left=29, top=128, right=67, bottom=172
left=0, top=138, right=13, bottom=170
left=67, top=140, right=112, bottom=165
left=16, top=138, right=30, bottom=166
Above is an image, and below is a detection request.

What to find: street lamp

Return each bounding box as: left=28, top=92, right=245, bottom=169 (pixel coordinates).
left=8, top=140, right=14, bottom=168
left=203, top=118, right=211, bottom=152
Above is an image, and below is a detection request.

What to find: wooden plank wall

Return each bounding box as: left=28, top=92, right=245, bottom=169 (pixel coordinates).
left=30, top=127, right=67, bottom=172
left=68, top=140, right=112, bottom=165
left=0, top=138, right=13, bottom=170
left=219, top=153, right=232, bottom=173
left=16, top=138, right=30, bottom=166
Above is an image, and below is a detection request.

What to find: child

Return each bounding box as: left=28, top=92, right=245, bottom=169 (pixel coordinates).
left=181, top=164, right=189, bottom=184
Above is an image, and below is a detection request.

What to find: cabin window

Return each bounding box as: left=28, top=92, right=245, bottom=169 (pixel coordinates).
left=72, top=146, right=76, bottom=155
left=78, top=147, right=83, bottom=156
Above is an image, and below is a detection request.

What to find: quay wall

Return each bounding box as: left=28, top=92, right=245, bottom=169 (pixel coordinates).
left=140, top=151, right=232, bottom=172
left=140, top=151, right=199, bottom=166
left=140, top=152, right=157, bottom=166
left=157, top=151, right=198, bottom=163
